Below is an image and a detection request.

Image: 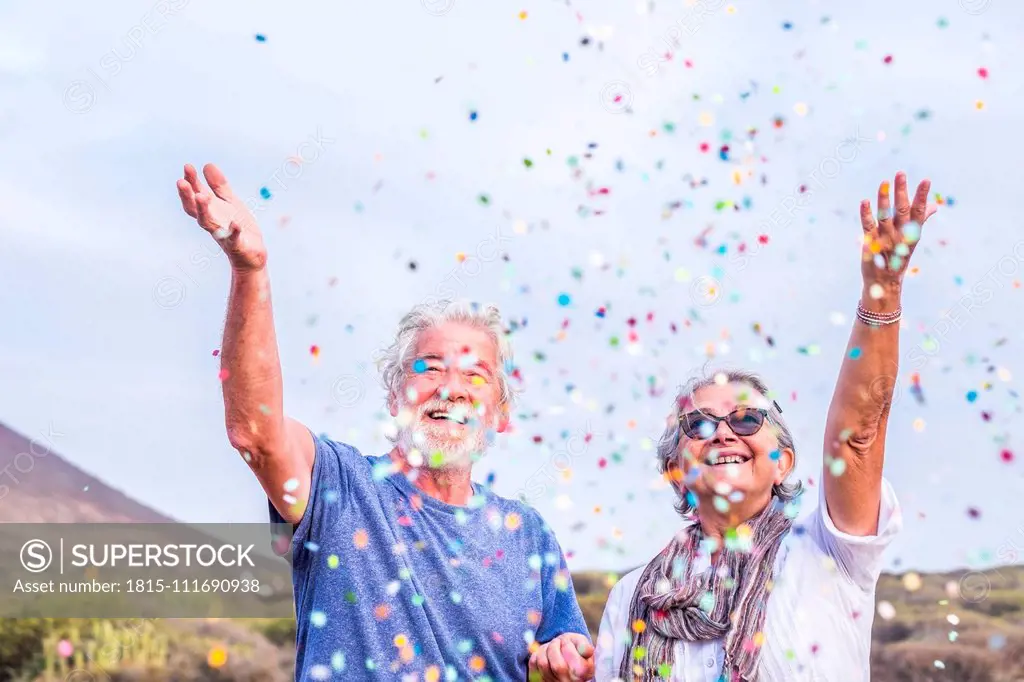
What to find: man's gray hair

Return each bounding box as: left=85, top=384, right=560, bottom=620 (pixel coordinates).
left=376, top=299, right=518, bottom=410
left=656, top=367, right=803, bottom=516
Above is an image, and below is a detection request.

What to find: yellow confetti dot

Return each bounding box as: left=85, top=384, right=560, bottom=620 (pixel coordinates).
left=425, top=666, right=441, bottom=682
left=327, top=554, right=339, bottom=569
left=469, top=655, right=486, bottom=672
left=354, top=529, right=369, bottom=550
left=518, top=10, right=527, bottom=19
left=913, top=418, right=925, bottom=432
left=754, top=632, right=766, bottom=647
left=793, top=102, right=808, bottom=116
left=632, top=619, right=647, bottom=634
left=698, top=111, right=714, bottom=126
left=902, top=572, right=922, bottom=592
left=504, top=513, right=522, bottom=531
left=455, top=252, right=467, bottom=262
left=207, top=646, right=228, bottom=668
left=975, top=100, right=985, bottom=110
left=394, top=634, right=408, bottom=647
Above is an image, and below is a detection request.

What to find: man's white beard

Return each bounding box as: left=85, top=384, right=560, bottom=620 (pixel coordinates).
left=397, top=400, right=493, bottom=472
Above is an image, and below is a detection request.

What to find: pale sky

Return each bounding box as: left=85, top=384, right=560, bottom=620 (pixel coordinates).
left=2, top=0, right=1023, bottom=576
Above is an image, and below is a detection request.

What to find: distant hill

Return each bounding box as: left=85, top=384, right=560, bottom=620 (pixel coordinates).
left=0, top=422, right=174, bottom=523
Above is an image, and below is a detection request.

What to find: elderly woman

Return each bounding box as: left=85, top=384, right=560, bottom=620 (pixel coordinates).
left=593, top=173, right=937, bottom=682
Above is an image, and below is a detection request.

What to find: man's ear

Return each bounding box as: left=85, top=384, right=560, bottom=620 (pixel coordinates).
left=774, top=447, right=796, bottom=485
left=496, top=402, right=510, bottom=433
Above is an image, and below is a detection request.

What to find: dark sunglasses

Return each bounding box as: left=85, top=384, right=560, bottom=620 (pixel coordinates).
left=679, top=407, right=771, bottom=439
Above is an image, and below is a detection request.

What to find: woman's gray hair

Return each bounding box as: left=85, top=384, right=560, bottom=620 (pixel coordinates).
left=376, top=298, right=518, bottom=410
left=656, top=367, right=803, bottom=516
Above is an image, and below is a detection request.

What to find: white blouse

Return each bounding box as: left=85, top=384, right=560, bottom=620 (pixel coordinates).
left=595, top=480, right=902, bottom=682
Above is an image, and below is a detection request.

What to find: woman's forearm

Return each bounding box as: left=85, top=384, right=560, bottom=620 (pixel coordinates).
left=822, top=284, right=902, bottom=534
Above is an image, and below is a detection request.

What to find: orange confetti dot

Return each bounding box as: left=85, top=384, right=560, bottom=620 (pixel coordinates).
left=469, top=655, right=486, bottom=672
left=527, top=609, right=542, bottom=626
left=207, top=646, right=228, bottom=668
left=400, top=645, right=415, bottom=662
left=425, top=666, right=441, bottom=682
left=632, top=619, right=647, bottom=634
left=353, top=528, right=369, bottom=549
left=455, top=252, right=467, bottom=263
left=218, top=368, right=230, bottom=382
left=504, top=512, right=522, bottom=531
left=375, top=604, right=392, bottom=620
left=310, top=345, right=320, bottom=357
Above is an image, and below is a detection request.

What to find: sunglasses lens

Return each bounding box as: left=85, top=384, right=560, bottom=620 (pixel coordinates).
left=683, top=415, right=716, bottom=439
left=729, top=409, right=764, bottom=436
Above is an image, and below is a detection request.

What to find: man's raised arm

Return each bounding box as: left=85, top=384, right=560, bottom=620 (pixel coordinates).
left=176, top=163, right=314, bottom=524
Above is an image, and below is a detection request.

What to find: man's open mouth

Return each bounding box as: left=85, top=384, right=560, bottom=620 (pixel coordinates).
left=426, top=410, right=468, bottom=424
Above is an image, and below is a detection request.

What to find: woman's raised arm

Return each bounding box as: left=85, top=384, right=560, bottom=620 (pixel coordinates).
left=823, top=172, right=937, bottom=536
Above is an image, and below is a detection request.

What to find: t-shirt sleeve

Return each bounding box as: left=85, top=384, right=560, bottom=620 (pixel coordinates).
left=267, top=431, right=358, bottom=572
left=808, top=476, right=903, bottom=591
left=534, top=517, right=591, bottom=644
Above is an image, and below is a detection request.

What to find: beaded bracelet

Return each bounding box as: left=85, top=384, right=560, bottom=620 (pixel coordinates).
left=856, top=302, right=902, bottom=326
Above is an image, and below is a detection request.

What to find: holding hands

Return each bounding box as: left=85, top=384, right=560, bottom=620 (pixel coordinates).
left=529, top=633, right=595, bottom=682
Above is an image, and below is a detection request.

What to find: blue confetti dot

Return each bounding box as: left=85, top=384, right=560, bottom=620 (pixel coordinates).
left=966, top=390, right=978, bottom=402
left=259, top=186, right=271, bottom=199
left=469, top=110, right=478, bottom=121
left=255, top=34, right=267, bottom=42
left=849, top=347, right=862, bottom=359
left=413, top=358, right=428, bottom=373
left=782, top=22, right=793, bottom=30
left=769, top=449, right=781, bottom=461
left=557, top=293, right=571, bottom=306
left=562, top=52, right=570, bottom=62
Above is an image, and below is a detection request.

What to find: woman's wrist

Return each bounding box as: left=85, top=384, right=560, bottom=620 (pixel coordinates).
left=860, top=282, right=902, bottom=314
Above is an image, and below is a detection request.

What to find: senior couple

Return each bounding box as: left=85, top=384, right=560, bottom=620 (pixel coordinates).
left=176, top=164, right=936, bottom=681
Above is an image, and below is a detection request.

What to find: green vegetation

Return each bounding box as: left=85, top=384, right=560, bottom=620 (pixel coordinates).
left=1, top=565, right=1021, bottom=681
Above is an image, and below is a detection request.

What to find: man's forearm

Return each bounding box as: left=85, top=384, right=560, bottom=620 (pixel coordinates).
left=222, top=266, right=286, bottom=454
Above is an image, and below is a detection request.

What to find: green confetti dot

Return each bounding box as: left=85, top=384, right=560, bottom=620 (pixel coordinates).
left=345, top=591, right=357, bottom=603
left=430, top=451, right=446, bottom=468
left=327, top=554, right=340, bottom=569
left=830, top=457, right=847, bottom=477
left=658, top=662, right=673, bottom=677
left=477, top=194, right=491, bottom=206
left=523, top=158, right=533, bottom=168
left=412, top=594, right=425, bottom=606
left=258, top=404, right=272, bottom=415
left=609, top=336, right=620, bottom=347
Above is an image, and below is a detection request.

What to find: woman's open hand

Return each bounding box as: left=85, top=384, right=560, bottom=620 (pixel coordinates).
left=859, top=172, right=937, bottom=298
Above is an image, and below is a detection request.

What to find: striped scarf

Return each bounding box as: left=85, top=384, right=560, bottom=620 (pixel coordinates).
left=618, top=498, right=793, bottom=681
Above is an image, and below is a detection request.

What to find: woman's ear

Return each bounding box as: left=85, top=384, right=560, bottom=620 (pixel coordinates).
left=774, top=447, right=796, bottom=485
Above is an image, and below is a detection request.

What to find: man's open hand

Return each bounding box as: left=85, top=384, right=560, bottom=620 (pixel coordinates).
left=529, top=633, right=595, bottom=682
left=176, top=163, right=267, bottom=272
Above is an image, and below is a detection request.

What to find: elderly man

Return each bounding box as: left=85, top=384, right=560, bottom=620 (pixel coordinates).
left=175, top=163, right=594, bottom=681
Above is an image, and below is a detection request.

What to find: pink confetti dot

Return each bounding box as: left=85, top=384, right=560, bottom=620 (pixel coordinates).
left=978, top=67, right=989, bottom=79
left=57, top=640, right=73, bottom=658
left=1001, top=449, right=1014, bottom=463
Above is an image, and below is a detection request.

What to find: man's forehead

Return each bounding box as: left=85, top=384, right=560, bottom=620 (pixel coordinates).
left=414, top=327, right=498, bottom=365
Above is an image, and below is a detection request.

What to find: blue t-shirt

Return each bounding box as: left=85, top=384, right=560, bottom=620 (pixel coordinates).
left=269, top=433, right=589, bottom=681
